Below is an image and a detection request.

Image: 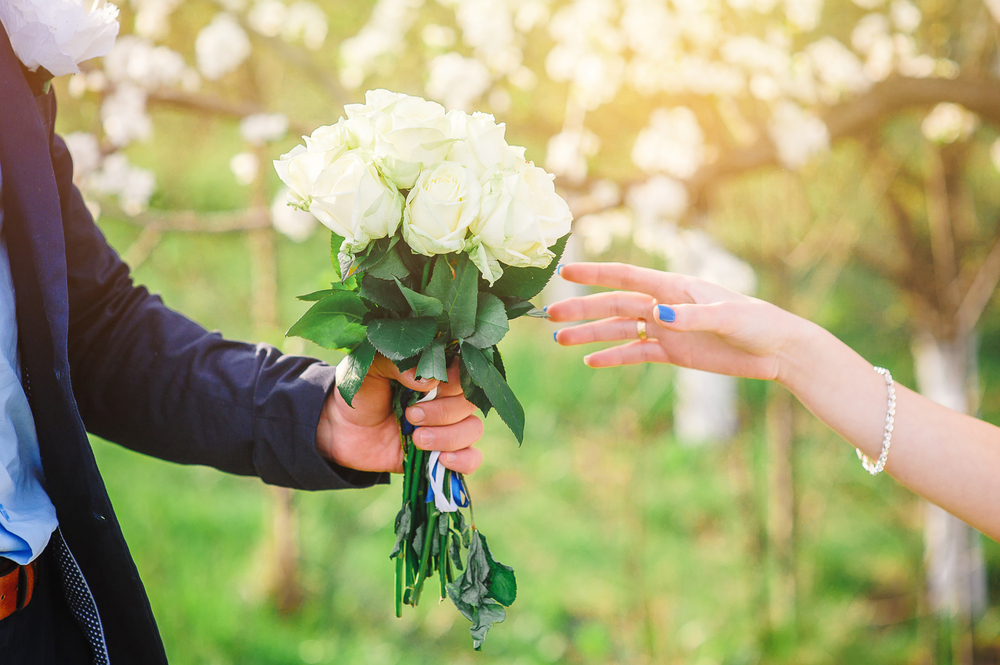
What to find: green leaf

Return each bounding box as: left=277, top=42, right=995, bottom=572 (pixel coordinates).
left=367, top=242, right=411, bottom=280
left=297, top=279, right=357, bottom=302
left=500, top=297, right=534, bottom=320
left=446, top=531, right=507, bottom=650
left=359, top=274, right=410, bottom=312
left=394, top=354, right=421, bottom=373
left=491, top=345, right=506, bottom=380
left=367, top=317, right=437, bottom=361
left=460, top=364, right=492, bottom=417
left=416, top=338, right=448, bottom=381
left=526, top=308, right=549, bottom=318
left=489, top=233, right=570, bottom=301
left=286, top=291, right=368, bottom=352
left=480, top=534, right=517, bottom=607
left=470, top=601, right=506, bottom=651
left=464, top=293, right=509, bottom=348
left=426, top=254, right=478, bottom=339
left=461, top=343, right=524, bottom=443
left=330, top=229, right=346, bottom=269
left=335, top=339, right=376, bottom=407
left=395, top=278, right=444, bottom=317
left=390, top=503, right=412, bottom=559
left=354, top=235, right=399, bottom=274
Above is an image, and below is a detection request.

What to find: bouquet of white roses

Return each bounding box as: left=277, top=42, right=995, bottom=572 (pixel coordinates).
left=276, top=89, right=572, bottom=649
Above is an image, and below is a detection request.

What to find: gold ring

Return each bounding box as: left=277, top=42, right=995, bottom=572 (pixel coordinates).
left=636, top=318, right=647, bottom=340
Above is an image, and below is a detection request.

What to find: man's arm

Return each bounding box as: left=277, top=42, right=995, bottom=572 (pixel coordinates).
left=50, top=134, right=422, bottom=489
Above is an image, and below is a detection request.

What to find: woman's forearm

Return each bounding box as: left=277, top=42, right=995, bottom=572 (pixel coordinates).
left=779, top=318, right=1000, bottom=539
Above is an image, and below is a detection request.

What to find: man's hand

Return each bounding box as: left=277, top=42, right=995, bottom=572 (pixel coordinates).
left=316, top=355, right=484, bottom=475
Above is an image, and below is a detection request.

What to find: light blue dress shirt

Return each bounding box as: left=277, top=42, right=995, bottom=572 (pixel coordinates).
left=0, top=159, right=59, bottom=565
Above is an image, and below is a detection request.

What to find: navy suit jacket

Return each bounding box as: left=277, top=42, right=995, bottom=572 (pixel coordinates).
left=0, top=30, right=385, bottom=663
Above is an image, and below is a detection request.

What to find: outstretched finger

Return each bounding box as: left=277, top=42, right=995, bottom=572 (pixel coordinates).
left=583, top=340, right=670, bottom=368
left=554, top=318, right=647, bottom=346
left=558, top=262, right=687, bottom=300
left=546, top=291, right=655, bottom=323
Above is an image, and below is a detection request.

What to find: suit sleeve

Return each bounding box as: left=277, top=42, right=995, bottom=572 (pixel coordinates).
left=52, top=135, right=387, bottom=491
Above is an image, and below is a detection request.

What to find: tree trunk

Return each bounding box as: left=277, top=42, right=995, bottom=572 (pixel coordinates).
left=766, top=385, right=796, bottom=629
left=674, top=368, right=739, bottom=445
left=248, top=225, right=305, bottom=614
left=911, top=331, right=986, bottom=664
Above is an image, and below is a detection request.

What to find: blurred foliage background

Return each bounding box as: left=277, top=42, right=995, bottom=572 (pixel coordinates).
left=52, top=0, right=1000, bottom=662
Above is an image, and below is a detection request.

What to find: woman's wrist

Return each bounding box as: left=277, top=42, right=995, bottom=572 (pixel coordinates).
left=773, top=311, right=828, bottom=394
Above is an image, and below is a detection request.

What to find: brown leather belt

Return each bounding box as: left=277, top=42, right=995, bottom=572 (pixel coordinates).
left=0, top=556, right=38, bottom=621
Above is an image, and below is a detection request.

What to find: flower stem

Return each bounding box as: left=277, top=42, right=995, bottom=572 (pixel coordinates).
left=411, top=507, right=439, bottom=606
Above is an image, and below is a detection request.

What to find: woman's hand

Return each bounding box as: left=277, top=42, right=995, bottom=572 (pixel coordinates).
left=547, top=262, right=809, bottom=383
left=316, top=356, right=484, bottom=475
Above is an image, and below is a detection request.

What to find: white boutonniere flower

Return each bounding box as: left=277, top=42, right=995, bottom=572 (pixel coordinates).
left=0, top=0, right=119, bottom=77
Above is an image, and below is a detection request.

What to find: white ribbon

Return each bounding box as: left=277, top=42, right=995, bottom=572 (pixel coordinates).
left=413, top=387, right=465, bottom=513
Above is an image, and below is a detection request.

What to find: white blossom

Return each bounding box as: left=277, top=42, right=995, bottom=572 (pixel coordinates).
left=545, top=129, right=599, bottom=184
left=101, top=83, right=151, bottom=146
left=239, top=113, right=289, bottom=145
left=890, top=0, right=921, bottom=33
left=627, top=175, right=690, bottom=224
left=632, top=107, right=705, bottom=179
left=851, top=13, right=890, bottom=53
left=514, top=2, right=549, bottom=32
left=455, top=0, right=519, bottom=73
left=425, top=52, right=491, bottom=111
left=271, top=187, right=317, bottom=242
left=0, top=0, right=120, bottom=76
left=103, top=35, right=188, bottom=89
left=86, top=152, right=156, bottom=215
left=421, top=24, right=456, bottom=49
left=987, top=0, right=1000, bottom=24
left=921, top=103, right=978, bottom=144
left=285, top=2, right=328, bottom=50
left=805, top=37, right=871, bottom=103
left=230, top=151, right=260, bottom=185
left=767, top=101, right=829, bottom=169
left=195, top=13, right=251, bottom=81
left=130, top=0, right=181, bottom=39
left=784, top=0, right=824, bottom=32
left=574, top=209, right=632, bottom=255
left=338, top=0, right=418, bottom=88
left=248, top=0, right=286, bottom=37
left=64, top=131, right=102, bottom=183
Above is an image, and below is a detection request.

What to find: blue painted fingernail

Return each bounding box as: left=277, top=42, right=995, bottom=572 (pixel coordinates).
left=553, top=331, right=559, bottom=343
left=542, top=305, right=549, bottom=312
left=556, top=264, right=565, bottom=276
left=656, top=305, right=675, bottom=322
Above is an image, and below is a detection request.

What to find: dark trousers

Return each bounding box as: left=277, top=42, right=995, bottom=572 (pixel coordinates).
left=0, top=548, right=93, bottom=664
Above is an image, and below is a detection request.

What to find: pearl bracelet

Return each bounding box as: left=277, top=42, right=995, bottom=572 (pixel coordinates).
left=857, top=366, right=895, bottom=476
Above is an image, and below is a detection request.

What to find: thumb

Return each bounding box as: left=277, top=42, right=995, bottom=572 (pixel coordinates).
left=651, top=302, right=728, bottom=334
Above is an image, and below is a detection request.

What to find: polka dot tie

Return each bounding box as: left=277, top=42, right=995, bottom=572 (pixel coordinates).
left=51, top=529, right=110, bottom=665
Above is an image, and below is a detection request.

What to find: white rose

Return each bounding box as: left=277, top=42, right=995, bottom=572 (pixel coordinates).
left=343, top=90, right=453, bottom=189
left=445, top=111, right=524, bottom=182
left=403, top=162, right=481, bottom=256
left=468, top=163, right=572, bottom=276
left=307, top=150, right=403, bottom=255
left=303, top=119, right=358, bottom=154
left=343, top=88, right=411, bottom=118
left=0, top=0, right=119, bottom=77
left=274, top=144, right=326, bottom=207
